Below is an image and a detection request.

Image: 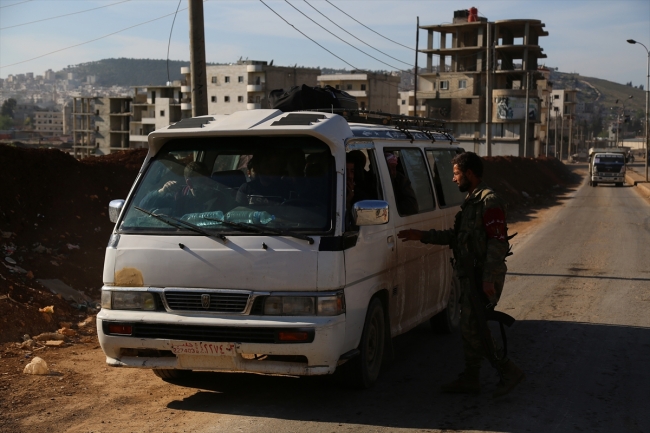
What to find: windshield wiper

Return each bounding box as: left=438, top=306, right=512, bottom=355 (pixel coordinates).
left=205, top=217, right=314, bottom=245
left=134, top=207, right=227, bottom=241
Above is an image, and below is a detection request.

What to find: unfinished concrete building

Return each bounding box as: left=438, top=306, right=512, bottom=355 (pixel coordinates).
left=129, top=85, right=184, bottom=148
left=94, top=96, right=132, bottom=154
left=418, top=8, right=548, bottom=156
left=72, top=96, right=96, bottom=159
left=317, top=71, right=400, bottom=113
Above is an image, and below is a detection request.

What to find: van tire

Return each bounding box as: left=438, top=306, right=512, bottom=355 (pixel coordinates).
left=615, top=182, right=623, bottom=187
left=336, top=298, right=385, bottom=389
left=430, top=275, right=461, bottom=334
left=592, top=182, right=598, bottom=187
left=152, top=369, right=192, bottom=380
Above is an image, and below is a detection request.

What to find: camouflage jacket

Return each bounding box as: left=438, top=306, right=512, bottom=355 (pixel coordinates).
left=420, top=182, right=509, bottom=283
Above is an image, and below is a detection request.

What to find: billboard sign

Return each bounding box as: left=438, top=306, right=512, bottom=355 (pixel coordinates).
left=495, top=97, right=538, bottom=121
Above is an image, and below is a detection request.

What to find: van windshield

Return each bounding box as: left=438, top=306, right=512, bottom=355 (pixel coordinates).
left=594, top=155, right=624, bottom=164
left=118, top=136, right=335, bottom=234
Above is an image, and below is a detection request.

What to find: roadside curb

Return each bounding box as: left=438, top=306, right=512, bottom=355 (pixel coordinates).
left=626, top=168, right=650, bottom=197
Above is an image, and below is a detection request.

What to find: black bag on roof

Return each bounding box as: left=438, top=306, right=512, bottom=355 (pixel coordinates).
left=270, top=84, right=358, bottom=112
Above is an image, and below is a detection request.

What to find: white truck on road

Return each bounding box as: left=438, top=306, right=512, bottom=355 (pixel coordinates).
left=588, top=147, right=626, bottom=187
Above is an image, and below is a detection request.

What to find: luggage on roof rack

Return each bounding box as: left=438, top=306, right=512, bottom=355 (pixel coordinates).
left=270, top=84, right=358, bottom=112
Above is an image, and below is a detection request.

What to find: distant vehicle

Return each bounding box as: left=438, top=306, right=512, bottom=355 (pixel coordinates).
left=588, top=149, right=626, bottom=187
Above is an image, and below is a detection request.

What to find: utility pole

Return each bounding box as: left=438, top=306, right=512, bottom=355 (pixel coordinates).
left=524, top=71, right=530, bottom=157
left=546, top=93, right=551, bottom=156
left=569, top=113, right=573, bottom=158
left=485, top=22, right=492, bottom=156
left=554, top=107, right=558, bottom=157
left=560, top=114, right=564, bottom=160
left=189, top=0, right=208, bottom=117
left=414, top=17, right=419, bottom=117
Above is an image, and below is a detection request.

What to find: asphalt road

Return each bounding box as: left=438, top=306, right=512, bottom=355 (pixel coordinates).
left=133, top=177, right=650, bottom=433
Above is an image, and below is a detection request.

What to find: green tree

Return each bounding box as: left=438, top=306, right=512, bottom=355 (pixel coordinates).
left=1, top=98, right=17, bottom=118
left=0, top=115, right=14, bottom=129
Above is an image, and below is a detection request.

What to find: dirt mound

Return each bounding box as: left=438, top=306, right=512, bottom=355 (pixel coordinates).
left=0, top=146, right=147, bottom=343
left=0, top=146, right=578, bottom=344
left=483, top=155, right=578, bottom=211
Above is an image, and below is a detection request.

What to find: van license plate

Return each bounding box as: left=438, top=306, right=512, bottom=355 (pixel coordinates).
left=170, top=341, right=236, bottom=356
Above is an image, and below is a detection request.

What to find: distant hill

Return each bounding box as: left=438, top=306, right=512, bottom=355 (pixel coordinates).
left=550, top=70, right=646, bottom=116
left=57, top=58, right=219, bottom=87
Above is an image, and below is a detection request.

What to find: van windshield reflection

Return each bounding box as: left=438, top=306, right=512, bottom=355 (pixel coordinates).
left=119, top=137, right=334, bottom=234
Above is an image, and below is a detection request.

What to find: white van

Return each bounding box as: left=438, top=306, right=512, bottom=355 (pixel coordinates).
left=98, top=110, right=464, bottom=388
left=589, top=149, right=626, bottom=187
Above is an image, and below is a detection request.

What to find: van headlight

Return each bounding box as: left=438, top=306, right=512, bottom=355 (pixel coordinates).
left=101, top=290, right=156, bottom=311
left=263, top=292, right=345, bottom=316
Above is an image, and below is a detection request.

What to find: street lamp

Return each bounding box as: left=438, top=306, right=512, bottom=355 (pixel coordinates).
left=627, top=39, right=649, bottom=182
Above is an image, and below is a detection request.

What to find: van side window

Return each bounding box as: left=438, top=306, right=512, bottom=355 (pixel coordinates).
left=383, top=148, right=435, bottom=216
left=426, top=149, right=465, bottom=207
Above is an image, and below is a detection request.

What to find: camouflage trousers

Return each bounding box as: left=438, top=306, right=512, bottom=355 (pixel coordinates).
left=459, top=273, right=506, bottom=371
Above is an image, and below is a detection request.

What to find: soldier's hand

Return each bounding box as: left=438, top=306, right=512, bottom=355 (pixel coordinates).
left=482, top=281, right=496, bottom=303
left=397, top=229, right=423, bottom=242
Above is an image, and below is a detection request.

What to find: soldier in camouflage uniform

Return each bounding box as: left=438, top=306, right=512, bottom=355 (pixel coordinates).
left=397, top=152, right=524, bottom=397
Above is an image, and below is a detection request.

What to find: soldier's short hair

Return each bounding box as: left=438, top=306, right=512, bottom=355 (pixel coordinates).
left=452, top=152, right=483, bottom=178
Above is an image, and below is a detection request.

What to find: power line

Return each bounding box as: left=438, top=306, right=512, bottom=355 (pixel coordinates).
left=258, top=0, right=359, bottom=70
left=302, top=0, right=412, bottom=68
left=0, top=0, right=33, bottom=9
left=284, top=0, right=411, bottom=74
left=0, top=0, right=131, bottom=31
left=0, top=6, right=190, bottom=69
left=324, top=0, right=414, bottom=52
left=167, top=0, right=184, bottom=84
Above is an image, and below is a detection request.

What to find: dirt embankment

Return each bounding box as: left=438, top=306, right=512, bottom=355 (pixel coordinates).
left=0, top=146, right=578, bottom=345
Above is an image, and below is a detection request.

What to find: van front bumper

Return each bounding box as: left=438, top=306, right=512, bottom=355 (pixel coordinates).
left=96, top=310, right=346, bottom=376
left=591, top=175, right=624, bottom=183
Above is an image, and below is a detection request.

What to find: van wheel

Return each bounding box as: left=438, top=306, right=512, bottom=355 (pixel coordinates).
left=592, top=182, right=598, bottom=187
left=152, top=369, right=192, bottom=380
left=615, top=182, right=623, bottom=187
left=431, top=274, right=461, bottom=334
left=336, top=298, right=385, bottom=389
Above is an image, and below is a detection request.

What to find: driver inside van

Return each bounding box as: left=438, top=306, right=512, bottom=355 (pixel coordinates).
left=236, top=153, right=288, bottom=205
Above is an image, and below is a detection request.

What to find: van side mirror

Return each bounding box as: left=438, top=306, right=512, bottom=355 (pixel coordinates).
left=352, top=200, right=389, bottom=226
left=108, top=199, right=125, bottom=223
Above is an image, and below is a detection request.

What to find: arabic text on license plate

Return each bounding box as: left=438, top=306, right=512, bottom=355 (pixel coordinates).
left=171, top=341, right=236, bottom=356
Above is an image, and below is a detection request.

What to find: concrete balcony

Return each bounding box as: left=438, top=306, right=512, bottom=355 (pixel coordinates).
left=181, top=103, right=192, bottom=111
left=129, top=135, right=148, bottom=142
left=180, top=86, right=191, bottom=93
left=408, top=105, right=426, bottom=112
left=180, top=67, right=190, bottom=74
left=247, top=103, right=262, bottom=110
left=247, top=65, right=263, bottom=72
left=141, top=117, right=156, bottom=125
left=247, top=84, right=265, bottom=92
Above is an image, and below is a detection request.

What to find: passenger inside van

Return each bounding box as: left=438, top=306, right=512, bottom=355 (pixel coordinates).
left=385, top=152, right=418, bottom=215
left=236, top=153, right=288, bottom=205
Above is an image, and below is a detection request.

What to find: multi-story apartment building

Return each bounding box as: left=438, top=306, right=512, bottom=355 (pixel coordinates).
left=398, top=91, right=426, bottom=117
left=417, top=9, right=549, bottom=156
left=129, top=84, right=185, bottom=148
left=185, top=60, right=320, bottom=114
left=95, top=96, right=131, bottom=154
left=33, top=110, right=65, bottom=136
left=317, top=71, right=399, bottom=113
left=72, top=96, right=96, bottom=158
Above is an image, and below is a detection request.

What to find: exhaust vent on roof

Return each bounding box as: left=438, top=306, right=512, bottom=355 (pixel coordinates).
left=271, top=113, right=326, bottom=126
left=168, top=117, right=215, bottom=129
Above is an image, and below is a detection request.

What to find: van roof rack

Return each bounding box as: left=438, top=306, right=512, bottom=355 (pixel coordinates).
left=302, top=108, right=454, bottom=143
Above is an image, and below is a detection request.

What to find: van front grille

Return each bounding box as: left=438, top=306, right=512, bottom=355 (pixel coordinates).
left=163, top=290, right=250, bottom=313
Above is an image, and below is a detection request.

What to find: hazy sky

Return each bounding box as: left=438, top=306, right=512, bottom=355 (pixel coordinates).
left=1, top=0, right=649, bottom=86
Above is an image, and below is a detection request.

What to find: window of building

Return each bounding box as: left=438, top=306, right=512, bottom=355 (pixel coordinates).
left=238, top=76, right=244, bottom=83
left=554, top=94, right=560, bottom=100
left=458, top=79, right=467, bottom=89
left=238, top=96, right=244, bottom=103
left=491, top=123, right=520, bottom=138
left=401, top=100, right=406, bottom=105
left=211, top=96, right=217, bottom=102
left=361, top=84, right=366, bottom=91
left=346, top=84, right=353, bottom=90
left=440, top=81, right=449, bottom=90
left=211, top=76, right=217, bottom=84
left=466, top=98, right=472, bottom=104
left=255, top=96, right=261, bottom=103
left=335, top=84, right=340, bottom=90
left=225, top=76, right=230, bottom=83
left=225, top=96, right=230, bottom=102
left=383, top=148, right=435, bottom=216
left=160, top=110, right=165, bottom=117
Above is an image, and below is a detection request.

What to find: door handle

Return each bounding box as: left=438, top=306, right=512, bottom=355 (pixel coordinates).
left=387, top=236, right=394, bottom=251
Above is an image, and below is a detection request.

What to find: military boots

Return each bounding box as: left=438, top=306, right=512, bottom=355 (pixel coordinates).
left=440, top=368, right=481, bottom=394
left=493, top=359, right=525, bottom=397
